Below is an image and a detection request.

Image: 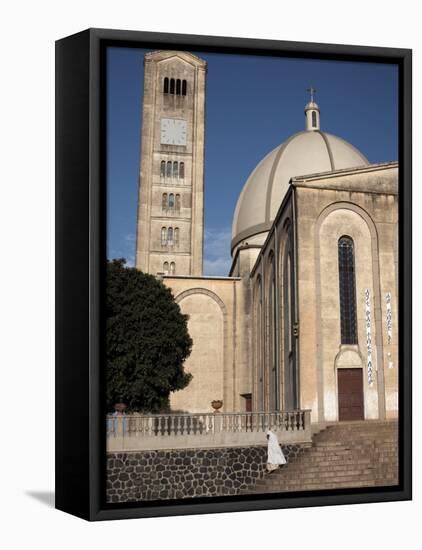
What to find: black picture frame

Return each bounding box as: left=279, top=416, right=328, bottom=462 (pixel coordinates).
left=55, top=28, right=412, bottom=521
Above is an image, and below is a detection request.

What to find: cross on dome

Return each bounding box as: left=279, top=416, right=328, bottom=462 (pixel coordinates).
left=307, top=86, right=317, bottom=102
left=304, top=88, right=320, bottom=131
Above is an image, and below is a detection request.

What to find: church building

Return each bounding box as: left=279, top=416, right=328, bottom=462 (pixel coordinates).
left=135, top=50, right=398, bottom=424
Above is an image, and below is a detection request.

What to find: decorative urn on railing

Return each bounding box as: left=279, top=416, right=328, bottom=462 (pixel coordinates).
left=114, top=403, right=128, bottom=414
left=211, top=400, right=223, bottom=413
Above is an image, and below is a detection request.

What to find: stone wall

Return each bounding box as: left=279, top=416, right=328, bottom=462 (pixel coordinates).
left=107, top=444, right=309, bottom=503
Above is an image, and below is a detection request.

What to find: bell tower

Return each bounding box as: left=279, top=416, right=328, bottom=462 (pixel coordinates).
left=135, top=50, right=207, bottom=276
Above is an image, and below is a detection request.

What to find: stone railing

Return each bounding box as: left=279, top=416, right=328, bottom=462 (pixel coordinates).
left=106, top=410, right=312, bottom=452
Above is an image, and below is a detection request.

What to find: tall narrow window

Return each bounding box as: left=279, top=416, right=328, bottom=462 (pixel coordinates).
left=338, top=236, right=358, bottom=344
left=163, top=261, right=169, bottom=274
left=170, top=78, right=175, bottom=94
left=312, top=111, right=317, bottom=128
left=160, top=160, right=166, bottom=178
left=182, top=80, right=187, bottom=96
left=162, top=193, right=168, bottom=210
left=175, top=194, right=181, bottom=211
left=163, top=77, right=169, bottom=94
left=174, top=227, right=179, bottom=245
left=176, top=79, right=181, bottom=95
left=168, top=193, right=175, bottom=209
left=173, top=161, right=179, bottom=178
left=166, top=161, right=172, bottom=178
left=161, top=227, right=167, bottom=246
left=179, top=162, right=185, bottom=179
left=170, top=262, right=176, bottom=275
left=167, top=227, right=173, bottom=245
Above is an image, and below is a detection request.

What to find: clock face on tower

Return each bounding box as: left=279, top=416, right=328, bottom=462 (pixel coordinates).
left=160, top=118, right=187, bottom=146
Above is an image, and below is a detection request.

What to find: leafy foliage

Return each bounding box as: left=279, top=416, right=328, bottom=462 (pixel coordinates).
left=106, top=259, right=192, bottom=412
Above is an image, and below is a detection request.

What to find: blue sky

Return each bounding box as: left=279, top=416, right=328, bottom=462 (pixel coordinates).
left=106, top=47, right=398, bottom=274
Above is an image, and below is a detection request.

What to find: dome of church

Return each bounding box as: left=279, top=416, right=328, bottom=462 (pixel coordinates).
left=231, top=100, right=369, bottom=252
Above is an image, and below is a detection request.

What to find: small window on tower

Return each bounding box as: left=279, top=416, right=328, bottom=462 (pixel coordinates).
left=166, top=161, right=172, bottom=178
left=170, top=262, right=176, bottom=275
left=162, top=193, right=168, bottom=210
left=167, top=227, right=174, bottom=244
left=161, top=227, right=167, bottom=246
left=163, top=261, right=169, bottom=274
left=169, top=193, right=175, bottom=209
left=182, top=80, right=187, bottom=96
left=176, top=79, right=181, bottom=95
left=174, top=227, right=179, bottom=245
left=179, top=162, right=185, bottom=179
left=312, top=111, right=317, bottom=128
left=173, top=161, right=179, bottom=178
left=175, top=194, right=181, bottom=211
left=160, top=160, right=166, bottom=178
left=163, top=77, right=169, bottom=94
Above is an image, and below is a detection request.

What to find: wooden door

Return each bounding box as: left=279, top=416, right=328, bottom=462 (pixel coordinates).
left=338, top=368, right=364, bottom=421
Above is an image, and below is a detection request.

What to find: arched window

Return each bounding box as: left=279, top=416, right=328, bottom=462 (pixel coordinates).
left=338, top=236, right=358, bottom=344
left=282, top=224, right=298, bottom=411
left=163, top=261, right=169, bottom=274
left=182, top=80, right=187, bottom=96
left=167, top=227, right=173, bottom=244
left=168, top=193, right=175, bottom=209
left=176, top=79, right=181, bottom=95
left=163, top=77, right=169, bottom=94
left=173, top=161, right=179, bottom=178
left=161, top=227, right=167, bottom=246
left=175, top=194, right=181, bottom=211
left=255, top=276, right=264, bottom=410
left=160, top=160, right=166, bottom=178
left=162, top=193, right=168, bottom=210
left=170, top=262, right=176, bottom=275
left=312, top=111, right=317, bottom=128
left=268, top=255, right=278, bottom=411
left=174, top=227, right=179, bottom=245
left=166, top=161, right=172, bottom=178
left=179, top=162, right=185, bottom=179
left=170, top=78, right=175, bottom=94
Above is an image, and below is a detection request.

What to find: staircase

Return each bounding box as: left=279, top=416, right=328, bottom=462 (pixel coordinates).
left=245, top=420, right=398, bottom=494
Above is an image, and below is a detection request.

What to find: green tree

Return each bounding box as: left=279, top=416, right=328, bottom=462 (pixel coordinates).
left=106, top=259, right=192, bottom=413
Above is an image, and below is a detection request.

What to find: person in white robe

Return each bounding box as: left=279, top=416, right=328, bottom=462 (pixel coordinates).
left=266, top=429, right=287, bottom=472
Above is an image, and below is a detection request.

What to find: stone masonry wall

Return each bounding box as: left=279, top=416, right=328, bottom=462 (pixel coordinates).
left=107, top=444, right=309, bottom=503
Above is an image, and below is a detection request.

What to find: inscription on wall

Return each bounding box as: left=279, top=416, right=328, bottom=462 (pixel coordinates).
left=364, top=289, right=374, bottom=386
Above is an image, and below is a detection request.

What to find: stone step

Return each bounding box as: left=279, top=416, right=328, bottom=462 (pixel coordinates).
left=255, top=471, right=397, bottom=487
left=278, top=463, right=398, bottom=479
left=241, top=420, right=399, bottom=495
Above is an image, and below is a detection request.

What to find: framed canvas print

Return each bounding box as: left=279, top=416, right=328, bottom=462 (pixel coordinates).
left=55, top=28, right=412, bottom=521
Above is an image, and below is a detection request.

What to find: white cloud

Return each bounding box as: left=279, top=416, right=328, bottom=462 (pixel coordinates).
left=204, top=257, right=232, bottom=276
left=108, top=233, right=136, bottom=266
left=203, top=227, right=232, bottom=276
